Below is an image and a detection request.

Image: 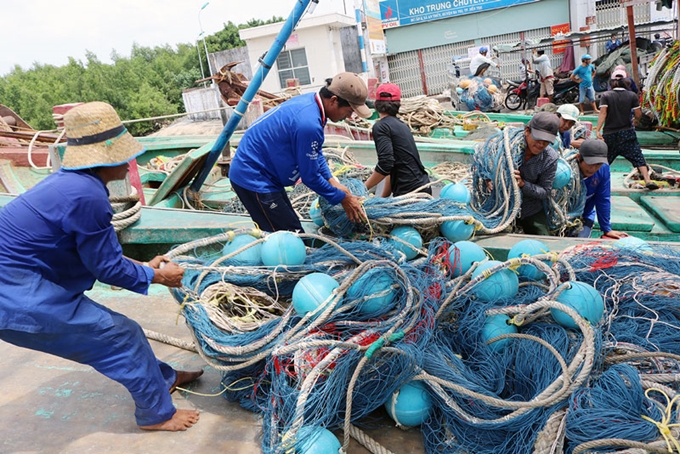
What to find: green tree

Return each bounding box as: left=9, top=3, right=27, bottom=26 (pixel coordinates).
left=0, top=17, right=283, bottom=135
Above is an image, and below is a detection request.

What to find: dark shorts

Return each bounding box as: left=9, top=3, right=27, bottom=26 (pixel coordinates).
left=231, top=181, right=303, bottom=232
left=603, top=129, right=647, bottom=168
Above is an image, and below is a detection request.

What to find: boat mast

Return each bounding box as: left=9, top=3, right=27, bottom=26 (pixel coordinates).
left=190, top=0, right=316, bottom=193
left=622, top=0, right=642, bottom=89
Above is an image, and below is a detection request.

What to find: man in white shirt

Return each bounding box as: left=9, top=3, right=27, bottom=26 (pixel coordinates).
left=469, top=46, right=498, bottom=77
left=532, top=49, right=554, bottom=102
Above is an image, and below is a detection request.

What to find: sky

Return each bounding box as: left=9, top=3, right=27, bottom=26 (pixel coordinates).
left=1, top=0, right=351, bottom=77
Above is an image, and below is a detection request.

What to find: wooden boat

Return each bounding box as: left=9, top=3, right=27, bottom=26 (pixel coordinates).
left=2, top=97, right=679, bottom=255
left=7, top=136, right=680, bottom=249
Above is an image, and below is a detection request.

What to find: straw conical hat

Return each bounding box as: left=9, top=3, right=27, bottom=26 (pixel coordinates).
left=61, top=102, right=144, bottom=170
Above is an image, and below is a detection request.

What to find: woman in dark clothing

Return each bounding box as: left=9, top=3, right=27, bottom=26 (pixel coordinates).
left=365, top=83, right=431, bottom=197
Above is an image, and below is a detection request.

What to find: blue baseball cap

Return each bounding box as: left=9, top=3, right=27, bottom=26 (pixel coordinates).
left=479, top=46, right=489, bottom=53
left=581, top=54, right=592, bottom=61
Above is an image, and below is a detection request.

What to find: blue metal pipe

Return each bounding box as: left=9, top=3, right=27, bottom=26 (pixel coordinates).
left=355, top=4, right=368, bottom=73
left=190, top=0, right=313, bottom=192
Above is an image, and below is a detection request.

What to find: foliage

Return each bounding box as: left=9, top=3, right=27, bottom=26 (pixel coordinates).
left=0, top=16, right=283, bottom=136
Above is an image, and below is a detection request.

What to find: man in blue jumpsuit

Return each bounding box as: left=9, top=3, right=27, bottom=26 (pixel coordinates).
left=572, top=139, right=628, bottom=239
left=229, top=72, right=370, bottom=232
left=0, top=102, right=202, bottom=431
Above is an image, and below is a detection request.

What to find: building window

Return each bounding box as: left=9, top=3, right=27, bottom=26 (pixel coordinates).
left=277, top=48, right=311, bottom=88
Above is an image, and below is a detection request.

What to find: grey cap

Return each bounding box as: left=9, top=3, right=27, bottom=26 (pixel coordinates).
left=528, top=112, right=559, bottom=143
left=580, top=139, right=609, bottom=165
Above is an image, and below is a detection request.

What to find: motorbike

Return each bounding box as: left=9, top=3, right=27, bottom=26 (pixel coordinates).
left=504, top=76, right=540, bottom=110
left=551, top=78, right=579, bottom=105
left=505, top=70, right=579, bottom=110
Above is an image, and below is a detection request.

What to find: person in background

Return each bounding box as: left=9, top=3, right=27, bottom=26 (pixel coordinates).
left=608, top=65, right=638, bottom=93
left=605, top=34, right=622, bottom=53
left=516, top=112, right=561, bottom=235
left=0, top=102, right=203, bottom=432
left=571, top=54, right=599, bottom=115
left=595, top=69, right=659, bottom=190
left=532, top=49, right=554, bottom=103
left=556, top=104, right=584, bottom=149
left=519, top=58, right=532, bottom=81
left=652, top=33, right=667, bottom=48
left=229, top=72, right=370, bottom=232
left=365, top=83, right=431, bottom=197
left=469, top=46, right=498, bottom=77
left=570, top=139, right=628, bottom=239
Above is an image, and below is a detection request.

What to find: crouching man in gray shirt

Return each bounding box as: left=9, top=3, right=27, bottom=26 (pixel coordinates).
left=515, top=111, right=560, bottom=235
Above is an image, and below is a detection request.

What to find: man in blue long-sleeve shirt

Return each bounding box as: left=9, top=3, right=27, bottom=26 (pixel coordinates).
left=229, top=72, right=371, bottom=232
left=572, top=139, right=628, bottom=239
left=0, top=102, right=202, bottom=432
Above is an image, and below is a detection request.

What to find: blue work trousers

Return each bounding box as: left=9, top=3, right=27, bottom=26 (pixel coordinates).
left=0, top=310, right=177, bottom=426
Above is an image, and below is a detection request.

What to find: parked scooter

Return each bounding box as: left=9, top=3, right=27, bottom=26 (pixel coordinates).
left=504, top=76, right=540, bottom=110
left=551, top=78, right=579, bottom=105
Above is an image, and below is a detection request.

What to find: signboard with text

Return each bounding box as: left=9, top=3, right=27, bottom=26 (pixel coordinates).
left=380, top=0, right=539, bottom=29
left=366, top=0, right=387, bottom=54
left=551, top=23, right=570, bottom=54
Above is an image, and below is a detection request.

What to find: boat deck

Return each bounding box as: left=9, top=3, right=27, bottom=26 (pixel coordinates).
left=0, top=283, right=425, bottom=453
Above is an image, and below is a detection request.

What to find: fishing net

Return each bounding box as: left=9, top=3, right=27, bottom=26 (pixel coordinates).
left=164, top=218, right=680, bottom=453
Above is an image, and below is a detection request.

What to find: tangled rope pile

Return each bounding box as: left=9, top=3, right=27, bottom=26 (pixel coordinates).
left=165, top=227, right=680, bottom=453
left=545, top=150, right=587, bottom=235
left=300, top=127, right=585, bottom=240
left=396, top=96, right=460, bottom=136
left=643, top=40, right=680, bottom=127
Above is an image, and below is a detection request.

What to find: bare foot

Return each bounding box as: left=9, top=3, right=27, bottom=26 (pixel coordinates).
left=139, top=409, right=200, bottom=431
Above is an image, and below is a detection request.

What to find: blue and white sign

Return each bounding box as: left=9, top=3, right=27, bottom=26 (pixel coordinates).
left=380, top=0, right=539, bottom=28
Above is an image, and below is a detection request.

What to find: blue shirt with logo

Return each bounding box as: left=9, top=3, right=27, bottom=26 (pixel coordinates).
left=229, top=92, right=345, bottom=205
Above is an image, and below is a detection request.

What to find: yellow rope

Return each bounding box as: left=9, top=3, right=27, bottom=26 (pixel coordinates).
left=641, top=388, right=680, bottom=453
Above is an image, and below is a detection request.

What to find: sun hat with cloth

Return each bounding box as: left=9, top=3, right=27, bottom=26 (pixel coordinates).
left=61, top=102, right=145, bottom=170
left=579, top=139, right=608, bottom=165
left=556, top=104, right=580, bottom=122
left=327, top=72, right=372, bottom=118
left=376, top=83, right=402, bottom=101
left=527, top=111, right=560, bottom=143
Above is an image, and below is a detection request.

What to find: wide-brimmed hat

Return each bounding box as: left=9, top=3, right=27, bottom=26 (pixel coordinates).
left=580, top=139, right=609, bottom=165
left=328, top=72, right=372, bottom=118
left=61, top=102, right=144, bottom=170
left=528, top=111, right=559, bottom=143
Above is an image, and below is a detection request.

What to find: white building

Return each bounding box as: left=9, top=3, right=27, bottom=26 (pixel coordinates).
left=226, top=1, right=676, bottom=99
left=239, top=13, right=361, bottom=94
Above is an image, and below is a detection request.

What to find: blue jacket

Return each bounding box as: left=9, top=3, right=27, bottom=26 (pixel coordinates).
left=229, top=92, right=345, bottom=205
left=0, top=170, right=154, bottom=333
left=582, top=164, right=612, bottom=233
